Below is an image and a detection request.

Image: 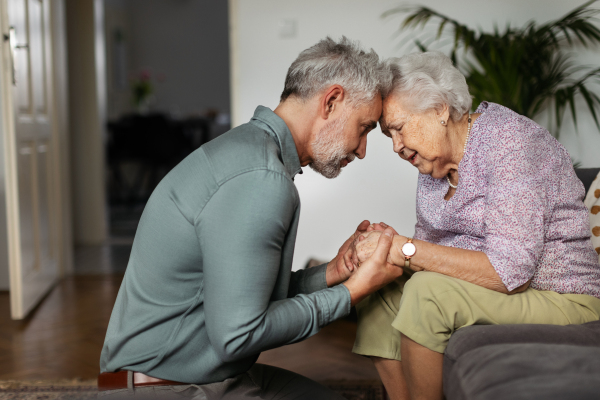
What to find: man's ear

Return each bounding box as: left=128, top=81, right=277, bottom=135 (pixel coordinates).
left=436, top=103, right=451, bottom=124
left=319, top=85, right=345, bottom=120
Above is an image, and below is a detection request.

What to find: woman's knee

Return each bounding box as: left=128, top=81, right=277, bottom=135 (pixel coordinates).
left=399, top=271, right=467, bottom=324
left=394, top=273, right=463, bottom=353
left=402, top=271, right=455, bottom=300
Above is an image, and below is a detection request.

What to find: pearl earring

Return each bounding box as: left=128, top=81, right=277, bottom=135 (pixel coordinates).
left=440, top=120, right=446, bottom=125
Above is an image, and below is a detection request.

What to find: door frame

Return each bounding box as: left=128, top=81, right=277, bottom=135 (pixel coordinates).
left=0, top=0, right=72, bottom=320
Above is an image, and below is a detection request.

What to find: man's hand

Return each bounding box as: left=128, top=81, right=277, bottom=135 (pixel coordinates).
left=325, top=220, right=370, bottom=287
left=343, top=227, right=403, bottom=306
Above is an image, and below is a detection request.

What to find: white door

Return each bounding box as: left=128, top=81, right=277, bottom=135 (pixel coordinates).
left=2, top=0, right=59, bottom=319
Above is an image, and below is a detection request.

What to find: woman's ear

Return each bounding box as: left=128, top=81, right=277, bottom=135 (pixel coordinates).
left=319, top=85, right=345, bottom=120
left=437, top=103, right=451, bottom=125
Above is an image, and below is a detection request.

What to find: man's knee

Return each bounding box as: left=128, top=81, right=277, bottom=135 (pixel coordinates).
left=248, top=364, right=345, bottom=400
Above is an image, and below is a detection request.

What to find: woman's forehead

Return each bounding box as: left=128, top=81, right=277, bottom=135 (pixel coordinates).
left=382, top=98, right=413, bottom=126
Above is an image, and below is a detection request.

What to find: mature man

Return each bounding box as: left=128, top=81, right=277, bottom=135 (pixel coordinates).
left=98, top=37, right=402, bottom=399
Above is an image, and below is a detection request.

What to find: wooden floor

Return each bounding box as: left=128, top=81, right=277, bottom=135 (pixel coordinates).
left=0, top=271, right=378, bottom=381
left=0, top=206, right=379, bottom=382
left=0, top=275, right=123, bottom=380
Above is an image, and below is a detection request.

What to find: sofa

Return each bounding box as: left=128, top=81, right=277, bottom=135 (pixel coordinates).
left=443, top=168, right=600, bottom=400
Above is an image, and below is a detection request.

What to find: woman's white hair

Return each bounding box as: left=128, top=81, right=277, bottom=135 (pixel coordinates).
left=388, top=52, right=472, bottom=121
left=280, top=36, right=393, bottom=107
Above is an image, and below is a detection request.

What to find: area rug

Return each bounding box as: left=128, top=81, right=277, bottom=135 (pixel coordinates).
left=0, top=379, right=97, bottom=399
left=0, top=379, right=386, bottom=399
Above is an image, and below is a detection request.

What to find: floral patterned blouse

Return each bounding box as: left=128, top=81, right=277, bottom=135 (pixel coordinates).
left=414, top=102, right=600, bottom=297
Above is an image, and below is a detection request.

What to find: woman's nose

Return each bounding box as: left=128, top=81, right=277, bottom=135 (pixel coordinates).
left=392, top=135, right=403, bottom=153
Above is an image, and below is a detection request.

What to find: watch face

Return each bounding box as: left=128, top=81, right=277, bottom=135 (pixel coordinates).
left=402, top=242, right=416, bottom=257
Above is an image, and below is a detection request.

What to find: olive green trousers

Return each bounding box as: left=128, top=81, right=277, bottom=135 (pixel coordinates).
left=353, top=271, right=600, bottom=360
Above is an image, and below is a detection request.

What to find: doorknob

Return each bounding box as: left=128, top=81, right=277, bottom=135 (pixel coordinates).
left=3, top=26, right=29, bottom=86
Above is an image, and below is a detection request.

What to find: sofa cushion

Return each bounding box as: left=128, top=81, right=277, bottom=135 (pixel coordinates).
left=575, top=168, right=600, bottom=194
left=444, top=343, right=600, bottom=400
left=444, top=320, right=600, bottom=374
left=583, top=170, right=600, bottom=259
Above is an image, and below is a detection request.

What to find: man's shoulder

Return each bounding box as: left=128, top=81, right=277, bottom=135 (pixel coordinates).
left=202, top=122, right=290, bottom=184
left=147, top=121, right=297, bottom=226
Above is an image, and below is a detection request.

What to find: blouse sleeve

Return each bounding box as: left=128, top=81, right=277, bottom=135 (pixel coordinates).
left=482, top=131, right=549, bottom=291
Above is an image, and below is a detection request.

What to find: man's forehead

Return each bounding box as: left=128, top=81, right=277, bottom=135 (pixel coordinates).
left=366, top=95, right=383, bottom=113
left=356, top=97, right=383, bottom=124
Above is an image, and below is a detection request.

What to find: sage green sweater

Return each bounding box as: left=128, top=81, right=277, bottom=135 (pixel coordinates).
left=100, top=106, right=351, bottom=384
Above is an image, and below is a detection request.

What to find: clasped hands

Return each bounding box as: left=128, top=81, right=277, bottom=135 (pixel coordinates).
left=345, top=222, right=397, bottom=270
left=326, top=220, right=416, bottom=306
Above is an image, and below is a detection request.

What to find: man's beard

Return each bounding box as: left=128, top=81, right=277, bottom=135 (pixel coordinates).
left=309, top=112, right=355, bottom=179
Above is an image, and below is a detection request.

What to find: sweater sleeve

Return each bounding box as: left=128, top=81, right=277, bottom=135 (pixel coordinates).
left=288, top=263, right=329, bottom=297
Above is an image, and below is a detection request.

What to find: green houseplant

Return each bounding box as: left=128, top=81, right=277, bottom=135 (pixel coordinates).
left=383, top=0, right=600, bottom=137
left=131, top=70, right=154, bottom=114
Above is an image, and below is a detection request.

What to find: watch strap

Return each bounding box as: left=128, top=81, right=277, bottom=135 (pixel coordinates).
left=403, top=237, right=414, bottom=269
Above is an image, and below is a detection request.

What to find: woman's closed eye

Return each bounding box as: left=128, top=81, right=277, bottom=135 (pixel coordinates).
left=389, top=124, right=403, bottom=133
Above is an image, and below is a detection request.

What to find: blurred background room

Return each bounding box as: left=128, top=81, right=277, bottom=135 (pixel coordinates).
left=0, top=0, right=599, bottom=398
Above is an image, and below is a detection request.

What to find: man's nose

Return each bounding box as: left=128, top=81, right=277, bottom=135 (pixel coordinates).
left=356, top=136, right=367, bottom=159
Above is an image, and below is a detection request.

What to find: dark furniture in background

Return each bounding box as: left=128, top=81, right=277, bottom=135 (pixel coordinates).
left=106, top=113, right=209, bottom=204
left=576, top=168, right=600, bottom=192
left=443, top=168, right=600, bottom=400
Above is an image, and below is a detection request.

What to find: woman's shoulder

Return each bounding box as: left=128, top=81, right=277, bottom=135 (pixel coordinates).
left=472, top=102, right=566, bottom=158
left=474, top=102, right=536, bottom=136
left=467, top=102, right=576, bottom=186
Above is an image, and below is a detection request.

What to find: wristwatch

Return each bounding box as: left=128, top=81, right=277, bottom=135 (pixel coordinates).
left=401, top=238, right=416, bottom=268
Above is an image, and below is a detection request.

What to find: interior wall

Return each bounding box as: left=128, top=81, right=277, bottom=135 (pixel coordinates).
left=50, top=0, right=74, bottom=275
left=230, top=0, right=600, bottom=271
left=66, top=0, right=108, bottom=245
left=104, top=0, right=230, bottom=120
left=104, top=0, right=132, bottom=119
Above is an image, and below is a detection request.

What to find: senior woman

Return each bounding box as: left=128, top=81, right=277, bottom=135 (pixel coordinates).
left=348, top=52, right=600, bottom=400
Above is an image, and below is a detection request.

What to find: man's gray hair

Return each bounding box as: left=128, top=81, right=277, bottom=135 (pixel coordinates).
left=388, top=52, right=472, bottom=121
left=280, top=36, right=392, bottom=107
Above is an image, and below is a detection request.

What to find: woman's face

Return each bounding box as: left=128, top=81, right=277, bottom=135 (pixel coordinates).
left=381, top=94, right=453, bottom=179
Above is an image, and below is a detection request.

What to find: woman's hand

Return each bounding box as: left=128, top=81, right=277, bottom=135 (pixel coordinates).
left=349, top=230, right=397, bottom=267
left=343, top=228, right=404, bottom=306
left=354, top=231, right=382, bottom=265
left=343, top=222, right=398, bottom=268
left=366, top=222, right=399, bottom=235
